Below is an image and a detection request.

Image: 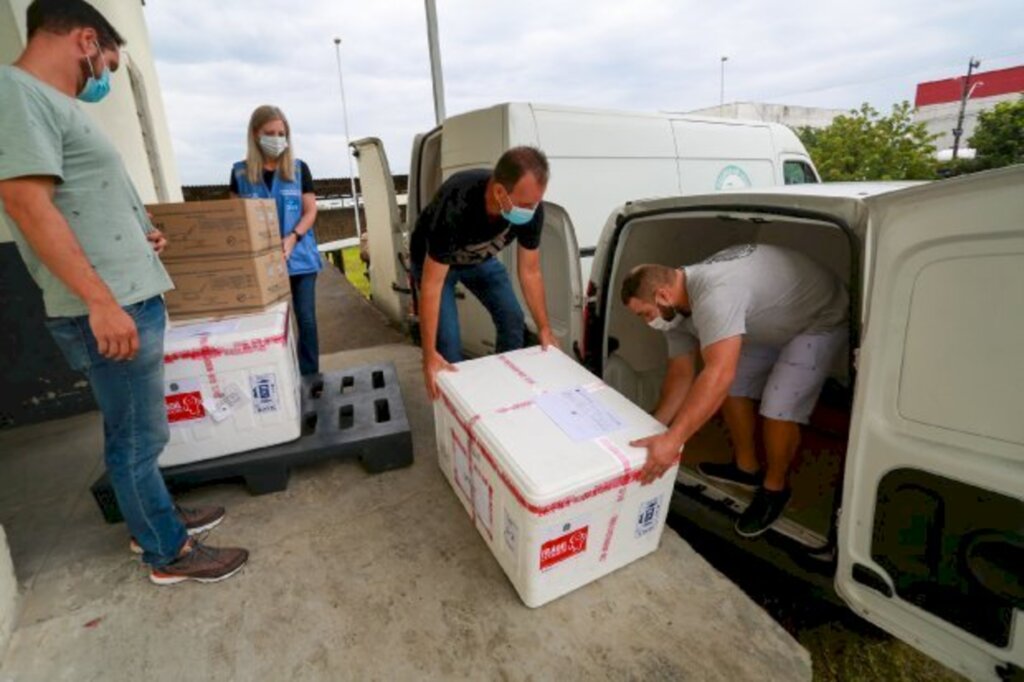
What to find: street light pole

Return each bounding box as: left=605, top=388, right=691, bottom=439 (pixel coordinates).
left=720, top=56, right=728, bottom=111
left=424, top=0, right=446, bottom=124
left=333, top=37, right=362, bottom=238
left=951, top=56, right=981, bottom=161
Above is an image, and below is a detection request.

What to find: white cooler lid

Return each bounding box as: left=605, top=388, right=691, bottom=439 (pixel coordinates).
left=164, top=300, right=290, bottom=358
left=437, top=347, right=665, bottom=510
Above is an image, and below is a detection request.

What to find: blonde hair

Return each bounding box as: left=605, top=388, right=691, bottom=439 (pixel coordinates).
left=246, top=105, right=295, bottom=184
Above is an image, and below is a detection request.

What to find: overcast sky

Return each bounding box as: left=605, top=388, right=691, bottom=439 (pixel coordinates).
left=143, top=0, right=1024, bottom=186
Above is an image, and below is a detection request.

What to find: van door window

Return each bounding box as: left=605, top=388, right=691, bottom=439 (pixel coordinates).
left=784, top=160, right=819, bottom=185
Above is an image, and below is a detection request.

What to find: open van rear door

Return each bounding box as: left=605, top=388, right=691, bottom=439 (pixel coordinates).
left=509, top=202, right=584, bottom=354
left=407, top=128, right=442, bottom=231
left=837, top=167, right=1024, bottom=681
left=350, top=137, right=407, bottom=325
left=459, top=203, right=583, bottom=358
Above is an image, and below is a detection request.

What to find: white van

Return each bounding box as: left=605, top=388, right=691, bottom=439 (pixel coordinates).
left=583, top=166, right=1024, bottom=681
left=358, top=106, right=1022, bottom=676
left=352, top=101, right=818, bottom=358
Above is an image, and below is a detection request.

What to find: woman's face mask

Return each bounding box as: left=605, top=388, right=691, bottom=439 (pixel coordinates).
left=259, top=134, right=289, bottom=158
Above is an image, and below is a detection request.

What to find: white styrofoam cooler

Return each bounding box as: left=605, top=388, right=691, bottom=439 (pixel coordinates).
left=159, top=300, right=302, bottom=468
left=434, top=346, right=677, bottom=607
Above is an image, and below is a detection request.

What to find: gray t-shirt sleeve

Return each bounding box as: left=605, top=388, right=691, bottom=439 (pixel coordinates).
left=0, top=80, right=63, bottom=182
left=665, top=324, right=698, bottom=358
left=692, top=285, right=749, bottom=348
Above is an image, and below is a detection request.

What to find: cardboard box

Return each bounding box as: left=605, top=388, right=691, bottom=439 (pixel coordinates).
left=148, top=199, right=281, bottom=260
left=163, top=249, right=290, bottom=320
left=435, top=347, right=675, bottom=607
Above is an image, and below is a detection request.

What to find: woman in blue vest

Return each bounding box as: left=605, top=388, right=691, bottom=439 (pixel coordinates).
left=230, top=105, right=321, bottom=375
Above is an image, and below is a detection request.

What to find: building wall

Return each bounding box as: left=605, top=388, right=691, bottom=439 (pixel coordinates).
left=915, top=93, right=1021, bottom=151
left=0, top=525, right=16, bottom=663
left=0, top=0, right=27, bottom=245
left=914, top=65, right=1024, bottom=153
left=81, top=1, right=183, bottom=204
left=0, top=0, right=183, bottom=428
left=684, top=102, right=847, bottom=129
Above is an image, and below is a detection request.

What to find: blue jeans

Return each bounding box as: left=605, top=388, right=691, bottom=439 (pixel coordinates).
left=414, top=258, right=525, bottom=362
left=45, top=296, right=188, bottom=567
left=290, top=273, right=319, bottom=375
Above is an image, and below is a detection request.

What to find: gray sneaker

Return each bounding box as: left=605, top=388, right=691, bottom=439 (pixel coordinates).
left=149, top=541, right=249, bottom=585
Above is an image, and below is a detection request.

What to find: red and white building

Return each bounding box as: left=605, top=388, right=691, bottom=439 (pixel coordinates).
left=914, top=65, right=1024, bottom=155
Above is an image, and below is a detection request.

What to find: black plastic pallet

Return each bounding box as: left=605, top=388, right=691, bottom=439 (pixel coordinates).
left=91, top=363, right=413, bottom=524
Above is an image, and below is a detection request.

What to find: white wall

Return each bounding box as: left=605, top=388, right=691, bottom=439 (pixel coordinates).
left=0, top=525, right=16, bottom=663
left=0, top=7, right=26, bottom=639
left=0, top=0, right=26, bottom=244
left=86, top=0, right=182, bottom=203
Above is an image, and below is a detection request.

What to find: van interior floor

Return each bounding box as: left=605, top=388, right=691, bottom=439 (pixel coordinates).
left=677, top=395, right=851, bottom=548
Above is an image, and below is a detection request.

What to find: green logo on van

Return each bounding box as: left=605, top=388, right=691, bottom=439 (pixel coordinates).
left=715, top=165, right=752, bottom=191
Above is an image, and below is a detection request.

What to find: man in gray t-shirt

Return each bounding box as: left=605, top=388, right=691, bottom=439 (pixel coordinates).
left=623, top=244, right=848, bottom=537
left=0, top=0, right=246, bottom=584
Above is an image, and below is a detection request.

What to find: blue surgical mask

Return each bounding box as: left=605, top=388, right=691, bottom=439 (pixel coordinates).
left=78, top=43, right=111, bottom=103
left=497, top=187, right=537, bottom=225
left=502, top=205, right=536, bottom=225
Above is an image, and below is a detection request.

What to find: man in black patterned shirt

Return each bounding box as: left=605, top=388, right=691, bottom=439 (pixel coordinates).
left=411, top=146, right=557, bottom=399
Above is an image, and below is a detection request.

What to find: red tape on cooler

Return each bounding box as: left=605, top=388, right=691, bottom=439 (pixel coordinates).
left=164, top=333, right=288, bottom=364
left=496, top=355, right=536, bottom=386
left=439, top=390, right=641, bottom=518
left=596, top=437, right=632, bottom=562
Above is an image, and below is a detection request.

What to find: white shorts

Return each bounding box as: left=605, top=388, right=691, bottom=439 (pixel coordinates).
left=728, top=328, right=847, bottom=424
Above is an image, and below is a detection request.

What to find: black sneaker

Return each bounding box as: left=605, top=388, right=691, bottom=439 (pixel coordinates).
left=130, top=504, right=226, bottom=554
left=149, top=540, right=249, bottom=586
left=735, top=487, right=792, bottom=538
left=697, top=461, right=763, bottom=490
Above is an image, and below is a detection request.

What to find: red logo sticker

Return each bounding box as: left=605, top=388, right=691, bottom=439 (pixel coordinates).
left=166, top=391, right=205, bottom=423
left=539, top=526, right=589, bottom=570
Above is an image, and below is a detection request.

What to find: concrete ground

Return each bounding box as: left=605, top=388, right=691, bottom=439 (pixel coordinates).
left=315, top=263, right=404, bottom=354
left=0, top=273, right=812, bottom=681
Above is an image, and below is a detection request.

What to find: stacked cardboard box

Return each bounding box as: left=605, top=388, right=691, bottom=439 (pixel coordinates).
left=148, top=199, right=290, bottom=320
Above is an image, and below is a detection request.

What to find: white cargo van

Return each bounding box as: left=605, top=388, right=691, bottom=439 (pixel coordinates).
left=352, top=101, right=818, bottom=357
left=357, top=105, right=1022, bottom=676
left=581, top=166, right=1023, bottom=681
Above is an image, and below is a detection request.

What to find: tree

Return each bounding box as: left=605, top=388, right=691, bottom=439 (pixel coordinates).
left=797, top=102, right=938, bottom=181
left=969, top=97, right=1024, bottom=169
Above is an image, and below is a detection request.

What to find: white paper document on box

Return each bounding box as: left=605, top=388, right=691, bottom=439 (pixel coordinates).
left=535, top=387, right=624, bottom=442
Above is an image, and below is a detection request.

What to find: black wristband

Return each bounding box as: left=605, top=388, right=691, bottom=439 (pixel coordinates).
left=293, top=230, right=304, bottom=241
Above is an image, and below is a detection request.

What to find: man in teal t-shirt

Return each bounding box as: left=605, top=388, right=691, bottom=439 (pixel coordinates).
left=0, top=0, right=247, bottom=585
